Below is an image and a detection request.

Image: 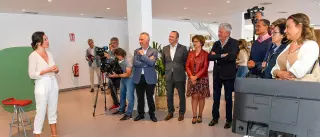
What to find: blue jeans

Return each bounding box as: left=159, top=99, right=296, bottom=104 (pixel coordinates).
left=236, top=66, right=249, bottom=77
left=118, top=77, right=135, bottom=115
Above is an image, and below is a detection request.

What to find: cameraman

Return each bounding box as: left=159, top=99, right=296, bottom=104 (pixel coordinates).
left=108, top=48, right=135, bottom=120
left=104, top=37, right=121, bottom=109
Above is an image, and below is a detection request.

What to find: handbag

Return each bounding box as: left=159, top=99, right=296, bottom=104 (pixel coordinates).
left=294, top=58, right=320, bottom=82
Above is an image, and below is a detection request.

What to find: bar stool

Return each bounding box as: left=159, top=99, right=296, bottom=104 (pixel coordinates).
left=2, top=98, right=33, bottom=137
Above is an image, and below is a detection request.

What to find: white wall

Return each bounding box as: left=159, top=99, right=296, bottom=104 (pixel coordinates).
left=152, top=19, right=210, bottom=48
left=0, top=13, right=214, bottom=90
left=0, top=13, right=128, bottom=89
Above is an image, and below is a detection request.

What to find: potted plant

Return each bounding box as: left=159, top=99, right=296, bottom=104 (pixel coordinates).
left=152, top=41, right=167, bottom=109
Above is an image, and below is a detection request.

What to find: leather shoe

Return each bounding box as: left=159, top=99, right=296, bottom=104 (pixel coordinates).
left=178, top=115, right=184, bottom=121
left=224, top=121, right=232, bottom=129
left=208, top=119, right=219, bottom=126
left=134, top=115, right=145, bottom=121
left=120, top=115, right=132, bottom=121
left=150, top=116, right=158, bottom=122
left=164, top=113, right=173, bottom=121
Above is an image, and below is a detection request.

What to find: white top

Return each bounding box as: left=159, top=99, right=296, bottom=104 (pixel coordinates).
left=28, top=50, right=57, bottom=80
left=271, top=40, right=319, bottom=78
left=237, top=49, right=249, bottom=66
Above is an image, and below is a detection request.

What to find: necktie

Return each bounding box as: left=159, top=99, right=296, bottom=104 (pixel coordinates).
left=272, top=45, right=277, bottom=53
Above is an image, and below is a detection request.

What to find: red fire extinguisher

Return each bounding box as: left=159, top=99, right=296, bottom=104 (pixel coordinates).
left=72, top=63, right=79, bottom=77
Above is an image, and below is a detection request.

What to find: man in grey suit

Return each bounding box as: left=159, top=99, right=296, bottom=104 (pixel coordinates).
left=132, top=32, right=158, bottom=122
left=85, top=39, right=103, bottom=92
left=162, top=31, right=188, bottom=121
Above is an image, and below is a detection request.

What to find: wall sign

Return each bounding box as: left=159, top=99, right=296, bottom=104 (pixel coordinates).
left=69, top=33, right=75, bottom=42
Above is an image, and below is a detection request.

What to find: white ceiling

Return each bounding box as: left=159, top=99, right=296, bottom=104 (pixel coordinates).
left=0, top=0, right=319, bottom=25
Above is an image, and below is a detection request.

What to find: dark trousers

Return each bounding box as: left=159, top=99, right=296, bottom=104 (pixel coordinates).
left=135, top=75, right=156, bottom=116
left=166, top=80, right=186, bottom=115
left=110, top=77, right=121, bottom=105
left=212, top=74, right=235, bottom=122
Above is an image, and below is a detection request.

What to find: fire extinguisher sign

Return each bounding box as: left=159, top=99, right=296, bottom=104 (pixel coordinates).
left=69, top=33, right=75, bottom=42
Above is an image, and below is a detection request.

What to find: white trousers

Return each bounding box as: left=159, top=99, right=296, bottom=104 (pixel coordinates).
left=33, top=76, right=59, bottom=134
left=89, top=66, right=102, bottom=89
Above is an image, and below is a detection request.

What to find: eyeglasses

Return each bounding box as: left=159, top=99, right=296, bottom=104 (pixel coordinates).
left=271, top=31, right=281, bottom=36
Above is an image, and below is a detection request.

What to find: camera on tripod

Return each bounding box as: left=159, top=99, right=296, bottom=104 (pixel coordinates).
left=244, top=6, right=264, bottom=24
left=100, top=58, right=123, bottom=75
left=95, top=46, right=123, bottom=75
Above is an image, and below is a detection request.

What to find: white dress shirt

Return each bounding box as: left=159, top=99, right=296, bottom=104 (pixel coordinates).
left=170, top=43, right=178, bottom=60
left=220, top=37, right=230, bottom=48
left=28, top=50, right=56, bottom=80
left=141, top=46, right=150, bottom=74
left=90, top=47, right=97, bottom=67
left=271, top=40, right=319, bottom=78
left=170, top=43, right=178, bottom=73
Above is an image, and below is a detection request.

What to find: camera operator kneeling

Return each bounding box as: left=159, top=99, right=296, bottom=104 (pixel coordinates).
left=108, top=48, right=135, bottom=120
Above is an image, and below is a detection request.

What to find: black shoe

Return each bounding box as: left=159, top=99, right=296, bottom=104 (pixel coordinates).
left=112, top=110, right=125, bottom=115
left=134, top=115, right=145, bottom=121
left=224, top=121, right=232, bottom=129
left=90, top=88, right=94, bottom=92
left=192, top=117, right=197, bottom=124
left=178, top=115, right=184, bottom=121
left=208, top=119, right=219, bottom=126
left=150, top=115, right=158, bottom=122
left=120, top=115, right=132, bottom=121
left=164, top=113, right=173, bottom=121
left=197, top=116, right=202, bottom=123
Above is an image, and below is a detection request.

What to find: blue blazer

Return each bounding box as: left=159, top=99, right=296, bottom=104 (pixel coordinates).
left=132, top=47, right=158, bottom=84
left=262, top=44, right=288, bottom=79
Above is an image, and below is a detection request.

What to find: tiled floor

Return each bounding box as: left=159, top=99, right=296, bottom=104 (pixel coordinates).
left=0, top=82, right=241, bottom=137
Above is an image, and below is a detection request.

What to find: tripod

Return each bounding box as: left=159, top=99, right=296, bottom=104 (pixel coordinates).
left=92, top=71, right=116, bottom=117
left=251, top=17, right=258, bottom=42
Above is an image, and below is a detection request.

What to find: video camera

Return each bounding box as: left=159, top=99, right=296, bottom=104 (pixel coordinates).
left=244, top=6, right=264, bottom=25
left=244, top=6, right=265, bottom=42
left=96, top=46, right=109, bottom=58
left=95, top=46, right=123, bottom=75
left=100, top=58, right=123, bottom=75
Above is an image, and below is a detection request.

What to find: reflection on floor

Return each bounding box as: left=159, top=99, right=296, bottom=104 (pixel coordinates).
left=0, top=88, right=241, bottom=137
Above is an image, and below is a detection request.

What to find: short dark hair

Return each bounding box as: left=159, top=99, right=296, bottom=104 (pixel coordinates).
left=110, top=37, right=119, bottom=42
left=192, top=35, right=205, bottom=46
left=31, top=31, right=45, bottom=50
left=171, top=31, right=179, bottom=38
left=113, top=48, right=126, bottom=57
left=259, top=19, right=270, bottom=27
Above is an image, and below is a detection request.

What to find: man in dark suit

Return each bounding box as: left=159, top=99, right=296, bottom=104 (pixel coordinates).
left=208, top=23, right=239, bottom=129
left=162, top=31, right=188, bottom=121
left=132, top=32, right=158, bottom=122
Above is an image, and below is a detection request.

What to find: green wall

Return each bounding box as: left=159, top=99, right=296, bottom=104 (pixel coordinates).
left=0, top=47, right=36, bottom=112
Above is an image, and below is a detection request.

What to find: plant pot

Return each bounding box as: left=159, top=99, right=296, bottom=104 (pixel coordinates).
left=155, top=96, right=167, bottom=109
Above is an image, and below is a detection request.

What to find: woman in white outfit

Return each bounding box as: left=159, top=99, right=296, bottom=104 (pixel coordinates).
left=28, top=31, right=59, bottom=137
left=271, top=13, right=319, bottom=80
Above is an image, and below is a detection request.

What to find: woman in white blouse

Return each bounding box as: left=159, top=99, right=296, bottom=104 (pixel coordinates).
left=236, top=39, right=250, bottom=77
left=28, top=31, right=59, bottom=137
left=271, top=13, right=319, bottom=80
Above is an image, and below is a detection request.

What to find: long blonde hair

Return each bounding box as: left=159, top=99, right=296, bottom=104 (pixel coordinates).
left=287, top=13, right=317, bottom=45
left=239, top=39, right=250, bottom=55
